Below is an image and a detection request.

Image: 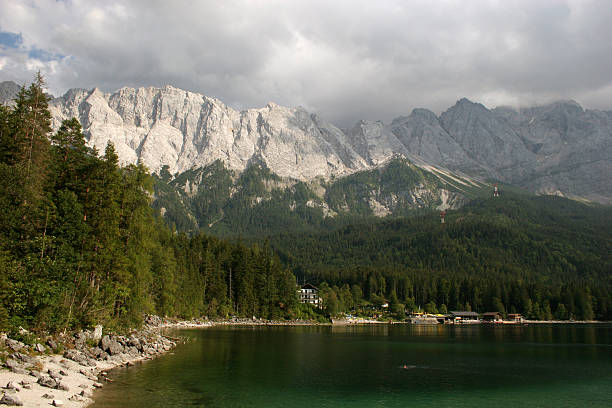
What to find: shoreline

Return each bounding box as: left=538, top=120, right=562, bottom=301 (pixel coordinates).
left=1, top=318, right=608, bottom=407
left=0, top=321, right=180, bottom=408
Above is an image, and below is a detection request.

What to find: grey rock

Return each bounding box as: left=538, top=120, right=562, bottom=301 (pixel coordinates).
left=68, top=394, right=86, bottom=402
left=34, top=343, right=45, bottom=353
left=52, top=400, right=64, bottom=407
left=0, top=393, right=23, bottom=406
left=78, top=369, right=92, bottom=377
left=41, top=393, right=54, bottom=399
left=93, top=325, right=103, bottom=340
left=37, top=376, right=57, bottom=389
left=127, top=336, right=140, bottom=348
left=48, top=370, right=62, bottom=380
left=9, top=353, right=33, bottom=364
left=47, top=85, right=612, bottom=204
left=0, top=81, right=21, bottom=106
left=100, top=336, right=124, bottom=356
left=5, top=340, right=24, bottom=352
left=5, top=382, right=20, bottom=391
left=92, top=347, right=107, bottom=359
left=46, top=339, right=58, bottom=350
left=3, top=360, right=21, bottom=371
left=55, top=382, right=69, bottom=391
left=49, top=86, right=368, bottom=182
left=63, top=350, right=88, bottom=365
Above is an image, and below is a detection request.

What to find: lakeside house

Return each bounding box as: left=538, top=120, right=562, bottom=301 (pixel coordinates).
left=507, top=313, right=523, bottom=323
left=449, top=311, right=480, bottom=324
left=482, top=312, right=503, bottom=323
left=299, top=283, right=322, bottom=307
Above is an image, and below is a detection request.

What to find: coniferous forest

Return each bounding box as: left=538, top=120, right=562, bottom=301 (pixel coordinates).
left=0, top=76, right=611, bottom=335
left=0, top=76, right=298, bottom=333
left=269, top=195, right=612, bottom=320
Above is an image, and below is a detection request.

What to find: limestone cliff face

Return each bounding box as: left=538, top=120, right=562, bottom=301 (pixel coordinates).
left=439, top=99, right=612, bottom=202
left=0, top=81, right=21, bottom=106
left=388, top=99, right=612, bottom=203
left=49, top=86, right=368, bottom=180
left=46, top=84, right=612, bottom=203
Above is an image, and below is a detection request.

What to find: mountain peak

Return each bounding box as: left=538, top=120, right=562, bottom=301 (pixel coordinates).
left=0, top=80, right=21, bottom=105
left=44, top=82, right=612, bottom=203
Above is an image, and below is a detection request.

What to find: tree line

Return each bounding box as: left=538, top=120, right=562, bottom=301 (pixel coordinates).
left=270, top=195, right=612, bottom=320
left=0, top=76, right=299, bottom=333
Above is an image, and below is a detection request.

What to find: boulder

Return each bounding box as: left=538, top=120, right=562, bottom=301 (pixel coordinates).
left=9, top=353, right=33, bottom=364
left=78, top=369, right=92, bottom=377
left=47, top=370, right=62, bottom=381
left=46, top=339, right=58, bottom=351
left=34, top=343, right=45, bottom=353
left=5, top=382, right=20, bottom=391
left=128, top=336, right=141, bottom=348
left=93, top=325, right=103, bottom=340
left=41, top=393, right=54, bottom=399
left=63, top=350, right=88, bottom=365
left=52, top=400, right=64, bottom=407
left=55, top=382, right=69, bottom=391
left=105, top=340, right=124, bottom=356
left=3, top=360, right=21, bottom=371
left=68, top=394, right=86, bottom=402
left=0, top=393, right=23, bottom=406
left=37, top=376, right=57, bottom=389
left=5, top=339, right=24, bottom=352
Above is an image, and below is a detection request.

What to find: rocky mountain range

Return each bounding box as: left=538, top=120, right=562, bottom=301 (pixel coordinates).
left=1, top=80, right=611, bottom=203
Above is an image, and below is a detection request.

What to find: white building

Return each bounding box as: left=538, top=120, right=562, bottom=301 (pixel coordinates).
left=299, top=283, right=321, bottom=306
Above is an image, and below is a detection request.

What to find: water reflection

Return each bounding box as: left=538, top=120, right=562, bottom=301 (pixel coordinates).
left=92, top=324, right=612, bottom=408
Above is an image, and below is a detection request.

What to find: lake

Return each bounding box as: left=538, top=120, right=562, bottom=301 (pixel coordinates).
left=90, top=324, right=612, bottom=407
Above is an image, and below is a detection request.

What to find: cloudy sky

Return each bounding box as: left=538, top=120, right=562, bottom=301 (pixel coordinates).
left=1, top=0, right=611, bottom=126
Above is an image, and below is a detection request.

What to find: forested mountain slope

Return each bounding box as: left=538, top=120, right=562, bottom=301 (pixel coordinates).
left=152, top=158, right=488, bottom=237
left=269, top=194, right=612, bottom=320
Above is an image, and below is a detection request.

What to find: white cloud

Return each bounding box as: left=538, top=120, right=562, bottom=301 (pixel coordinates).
left=1, top=0, right=611, bottom=125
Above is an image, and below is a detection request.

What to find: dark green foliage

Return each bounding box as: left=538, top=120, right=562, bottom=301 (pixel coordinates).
left=269, top=194, right=612, bottom=320
left=152, top=158, right=490, bottom=239
left=325, top=158, right=446, bottom=216
left=0, top=76, right=299, bottom=333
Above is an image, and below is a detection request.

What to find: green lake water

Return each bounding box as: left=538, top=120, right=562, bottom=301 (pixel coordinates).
left=90, top=324, right=612, bottom=407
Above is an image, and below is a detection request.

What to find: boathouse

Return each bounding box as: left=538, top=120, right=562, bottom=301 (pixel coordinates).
left=482, top=312, right=503, bottom=323
left=449, top=311, right=480, bottom=324
left=507, top=313, right=523, bottom=323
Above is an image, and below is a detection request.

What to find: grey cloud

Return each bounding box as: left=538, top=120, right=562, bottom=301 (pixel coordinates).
left=1, top=0, right=612, bottom=126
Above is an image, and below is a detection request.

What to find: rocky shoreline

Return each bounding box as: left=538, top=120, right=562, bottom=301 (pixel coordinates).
left=0, top=316, right=185, bottom=407
left=0, top=315, right=329, bottom=407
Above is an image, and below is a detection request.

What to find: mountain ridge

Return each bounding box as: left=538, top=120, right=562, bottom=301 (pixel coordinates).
left=1, top=80, right=610, bottom=203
